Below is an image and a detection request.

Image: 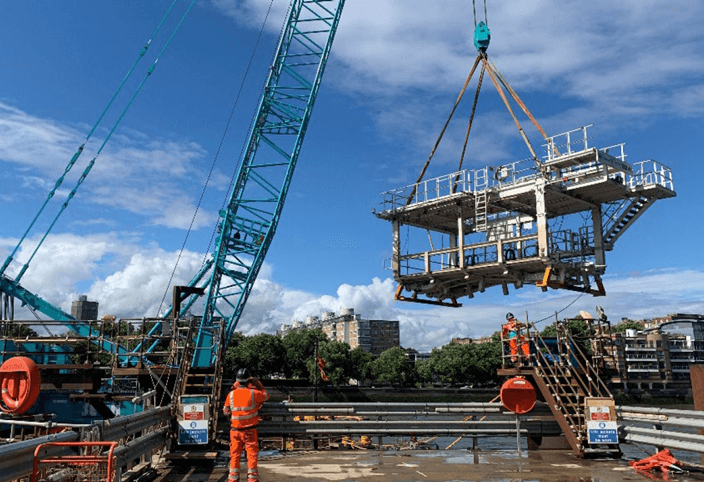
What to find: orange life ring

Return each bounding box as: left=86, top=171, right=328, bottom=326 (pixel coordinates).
left=0, top=356, right=41, bottom=414
left=500, top=377, right=536, bottom=415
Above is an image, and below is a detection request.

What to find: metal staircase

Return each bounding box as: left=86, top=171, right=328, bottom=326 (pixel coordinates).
left=529, top=323, right=620, bottom=457
left=603, top=196, right=653, bottom=249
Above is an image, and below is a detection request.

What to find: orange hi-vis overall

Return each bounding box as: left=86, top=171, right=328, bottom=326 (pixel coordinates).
left=223, top=383, right=269, bottom=482
left=503, top=319, right=529, bottom=361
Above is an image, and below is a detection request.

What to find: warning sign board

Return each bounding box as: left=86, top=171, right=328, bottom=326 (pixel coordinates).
left=585, top=398, right=618, bottom=444
left=585, top=398, right=616, bottom=422
left=183, top=404, right=205, bottom=420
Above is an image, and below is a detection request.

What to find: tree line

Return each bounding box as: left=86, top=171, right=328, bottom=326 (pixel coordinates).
left=223, top=328, right=504, bottom=387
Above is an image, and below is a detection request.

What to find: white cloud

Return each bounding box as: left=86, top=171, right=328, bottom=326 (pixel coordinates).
left=211, top=0, right=704, bottom=166
left=0, top=102, right=219, bottom=230
left=87, top=250, right=205, bottom=318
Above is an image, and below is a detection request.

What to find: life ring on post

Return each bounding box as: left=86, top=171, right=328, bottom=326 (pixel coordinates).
left=500, top=377, right=536, bottom=414
left=0, top=356, right=41, bottom=414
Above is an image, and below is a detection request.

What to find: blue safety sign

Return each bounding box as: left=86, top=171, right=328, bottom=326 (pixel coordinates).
left=178, top=420, right=208, bottom=444
left=587, top=421, right=618, bottom=444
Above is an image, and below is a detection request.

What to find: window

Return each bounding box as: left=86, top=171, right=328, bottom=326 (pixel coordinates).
left=657, top=340, right=662, bottom=348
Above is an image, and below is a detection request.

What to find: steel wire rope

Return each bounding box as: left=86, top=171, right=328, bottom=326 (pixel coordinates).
left=530, top=291, right=586, bottom=327
left=472, top=0, right=488, bottom=27
left=11, top=0, right=199, bottom=284
left=406, top=53, right=483, bottom=206
left=155, top=0, right=278, bottom=319
left=452, top=65, right=485, bottom=193
left=0, top=1, right=180, bottom=279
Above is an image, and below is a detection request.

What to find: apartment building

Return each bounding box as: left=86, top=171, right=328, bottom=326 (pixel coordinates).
left=279, top=308, right=400, bottom=355
left=606, top=315, right=704, bottom=396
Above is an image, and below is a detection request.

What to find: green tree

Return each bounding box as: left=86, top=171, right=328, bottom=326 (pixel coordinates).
left=612, top=320, right=643, bottom=333
left=281, top=328, right=327, bottom=379
left=466, top=340, right=502, bottom=385
left=414, top=355, right=436, bottom=385
left=223, top=332, right=246, bottom=379
left=371, top=347, right=415, bottom=386
left=349, top=347, right=374, bottom=383
left=224, top=333, right=284, bottom=378
left=417, top=339, right=502, bottom=387
left=315, top=340, right=352, bottom=386
left=428, top=343, right=472, bottom=386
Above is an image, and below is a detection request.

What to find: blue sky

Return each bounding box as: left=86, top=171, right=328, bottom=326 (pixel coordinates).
left=1, top=0, right=703, bottom=351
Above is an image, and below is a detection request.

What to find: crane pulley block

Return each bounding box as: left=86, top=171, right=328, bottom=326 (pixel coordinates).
left=474, top=21, right=491, bottom=51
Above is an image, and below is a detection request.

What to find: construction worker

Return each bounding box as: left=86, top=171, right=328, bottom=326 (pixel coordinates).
left=223, top=368, right=269, bottom=482
left=502, top=313, right=530, bottom=363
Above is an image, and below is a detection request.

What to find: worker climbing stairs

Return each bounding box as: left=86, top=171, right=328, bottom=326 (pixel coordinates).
left=499, top=314, right=621, bottom=458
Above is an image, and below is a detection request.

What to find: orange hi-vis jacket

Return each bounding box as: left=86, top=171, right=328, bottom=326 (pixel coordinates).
left=223, top=384, right=269, bottom=429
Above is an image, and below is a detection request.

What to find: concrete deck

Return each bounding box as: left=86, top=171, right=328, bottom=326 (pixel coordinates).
left=152, top=448, right=696, bottom=481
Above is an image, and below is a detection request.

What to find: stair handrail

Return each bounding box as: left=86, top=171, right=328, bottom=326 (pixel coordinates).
left=601, top=199, right=630, bottom=236
left=558, top=326, right=599, bottom=412
left=556, top=323, right=601, bottom=398
left=173, top=319, right=197, bottom=402
left=206, top=318, right=228, bottom=439
left=529, top=327, right=585, bottom=433
left=563, top=330, right=612, bottom=397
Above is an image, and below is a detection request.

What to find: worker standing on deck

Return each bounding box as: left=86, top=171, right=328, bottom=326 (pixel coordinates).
left=223, top=368, right=269, bottom=482
left=502, top=313, right=530, bottom=363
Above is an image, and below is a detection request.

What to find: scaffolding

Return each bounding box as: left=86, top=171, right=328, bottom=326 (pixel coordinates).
left=375, top=125, right=675, bottom=306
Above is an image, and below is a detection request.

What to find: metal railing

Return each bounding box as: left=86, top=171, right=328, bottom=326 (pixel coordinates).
left=378, top=158, right=538, bottom=213
left=628, top=160, right=674, bottom=192
left=0, top=405, right=172, bottom=482
left=394, top=226, right=596, bottom=277
left=618, top=406, right=704, bottom=454
left=0, top=317, right=197, bottom=375
left=545, top=125, right=594, bottom=161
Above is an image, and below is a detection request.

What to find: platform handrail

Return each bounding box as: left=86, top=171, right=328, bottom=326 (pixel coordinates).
left=544, top=124, right=595, bottom=161
left=628, top=159, right=674, bottom=191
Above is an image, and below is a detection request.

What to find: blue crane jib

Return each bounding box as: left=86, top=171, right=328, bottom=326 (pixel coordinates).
left=0, top=0, right=346, bottom=374
left=190, top=0, right=346, bottom=367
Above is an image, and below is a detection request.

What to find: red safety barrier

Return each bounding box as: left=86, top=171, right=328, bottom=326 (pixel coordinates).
left=500, top=377, right=536, bottom=414
left=0, top=356, right=41, bottom=414
left=630, top=448, right=682, bottom=476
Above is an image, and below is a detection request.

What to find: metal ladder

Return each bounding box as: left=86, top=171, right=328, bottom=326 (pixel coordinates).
left=474, top=168, right=489, bottom=232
